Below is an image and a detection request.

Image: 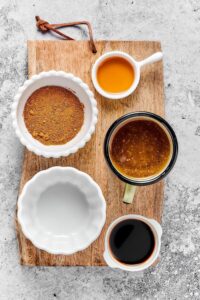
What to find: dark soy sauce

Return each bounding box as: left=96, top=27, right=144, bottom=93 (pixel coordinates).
left=109, top=219, right=155, bottom=264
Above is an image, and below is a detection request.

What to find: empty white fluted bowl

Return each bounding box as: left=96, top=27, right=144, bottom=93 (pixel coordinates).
left=18, top=167, right=106, bottom=255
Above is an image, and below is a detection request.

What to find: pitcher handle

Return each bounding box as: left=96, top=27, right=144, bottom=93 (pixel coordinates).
left=138, top=52, right=163, bottom=68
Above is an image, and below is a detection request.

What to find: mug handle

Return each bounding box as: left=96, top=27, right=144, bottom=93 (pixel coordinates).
left=123, top=184, right=137, bottom=204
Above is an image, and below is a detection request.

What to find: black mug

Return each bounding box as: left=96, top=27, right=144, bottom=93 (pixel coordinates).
left=104, top=112, right=178, bottom=203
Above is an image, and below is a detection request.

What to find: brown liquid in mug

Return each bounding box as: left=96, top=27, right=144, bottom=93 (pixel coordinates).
left=109, top=219, right=155, bottom=264
left=110, top=120, right=171, bottom=179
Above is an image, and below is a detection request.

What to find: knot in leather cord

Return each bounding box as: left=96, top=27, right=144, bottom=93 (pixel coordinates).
left=35, top=16, right=49, bottom=32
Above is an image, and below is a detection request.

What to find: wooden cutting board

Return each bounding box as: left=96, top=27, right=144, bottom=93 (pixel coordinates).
left=16, top=40, right=164, bottom=266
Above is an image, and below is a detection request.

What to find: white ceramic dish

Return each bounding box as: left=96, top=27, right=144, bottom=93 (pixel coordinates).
left=18, top=167, right=106, bottom=255
left=104, top=214, right=162, bottom=272
left=11, top=71, right=98, bottom=158
left=92, top=51, right=163, bottom=100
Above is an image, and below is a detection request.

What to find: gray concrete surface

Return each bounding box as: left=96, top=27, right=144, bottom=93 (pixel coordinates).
left=0, top=0, right=200, bottom=299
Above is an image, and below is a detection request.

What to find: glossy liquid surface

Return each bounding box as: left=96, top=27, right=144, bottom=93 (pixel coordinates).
left=109, top=219, right=155, bottom=264
left=97, top=57, right=134, bottom=93
left=110, top=120, right=171, bottom=179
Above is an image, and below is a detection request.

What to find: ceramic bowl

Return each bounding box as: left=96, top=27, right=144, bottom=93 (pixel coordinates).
left=18, top=167, right=106, bottom=255
left=11, top=71, right=98, bottom=158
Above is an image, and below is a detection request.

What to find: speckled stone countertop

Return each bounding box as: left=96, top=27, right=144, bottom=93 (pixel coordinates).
left=0, top=0, right=200, bottom=299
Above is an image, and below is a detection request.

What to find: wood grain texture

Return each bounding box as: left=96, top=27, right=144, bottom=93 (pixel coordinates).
left=16, top=40, right=164, bottom=266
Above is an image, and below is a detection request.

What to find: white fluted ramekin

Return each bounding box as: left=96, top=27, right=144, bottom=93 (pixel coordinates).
left=11, top=71, right=98, bottom=158
left=18, top=166, right=106, bottom=255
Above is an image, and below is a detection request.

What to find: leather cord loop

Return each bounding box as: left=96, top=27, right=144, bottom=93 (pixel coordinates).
left=35, top=16, right=97, bottom=53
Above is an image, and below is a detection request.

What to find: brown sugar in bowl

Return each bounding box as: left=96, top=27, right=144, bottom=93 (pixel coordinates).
left=23, top=86, right=84, bottom=146
left=11, top=71, right=98, bottom=158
